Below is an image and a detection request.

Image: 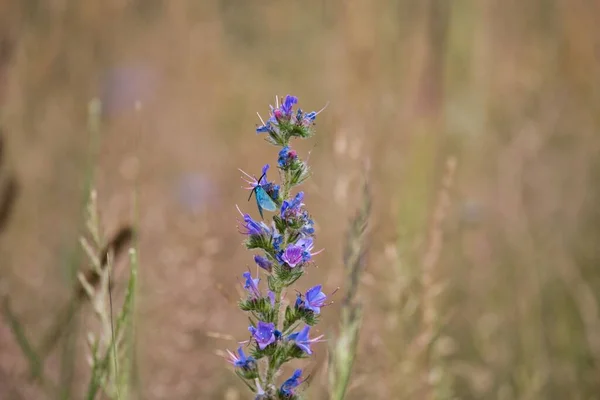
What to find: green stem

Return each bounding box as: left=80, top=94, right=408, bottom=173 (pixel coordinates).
left=264, top=160, right=295, bottom=393
left=265, top=286, right=282, bottom=389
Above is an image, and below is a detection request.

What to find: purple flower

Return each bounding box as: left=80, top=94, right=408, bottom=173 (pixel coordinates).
left=288, top=325, right=324, bottom=355
left=237, top=206, right=271, bottom=236
left=281, top=244, right=305, bottom=268
left=280, top=369, right=303, bottom=397
left=100, top=65, right=158, bottom=117
left=278, top=146, right=298, bottom=169
left=227, top=346, right=256, bottom=371
left=242, top=272, right=261, bottom=298
left=249, top=321, right=276, bottom=350
left=254, top=255, right=272, bottom=273
left=279, top=236, right=323, bottom=268
left=305, top=285, right=327, bottom=314
left=175, top=173, right=217, bottom=214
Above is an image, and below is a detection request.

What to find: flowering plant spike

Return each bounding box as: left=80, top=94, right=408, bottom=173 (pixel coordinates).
left=228, top=95, right=327, bottom=399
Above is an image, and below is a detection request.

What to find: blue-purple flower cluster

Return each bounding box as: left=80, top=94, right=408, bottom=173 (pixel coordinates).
left=227, top=95, right=327, bottom=400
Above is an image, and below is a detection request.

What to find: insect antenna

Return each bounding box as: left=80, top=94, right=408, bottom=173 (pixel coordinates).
left=247, top=172, right=267, bottom=202
left=247, top=186, right=257, bottom=202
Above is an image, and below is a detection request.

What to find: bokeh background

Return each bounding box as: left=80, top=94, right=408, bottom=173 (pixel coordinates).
left=1, top=1, right=600, bottom=399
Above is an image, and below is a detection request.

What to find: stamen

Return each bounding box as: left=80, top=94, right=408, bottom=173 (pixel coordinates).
left=315, top=101, right=330, bottom=116
left=256, top=112, right=266, bottom=125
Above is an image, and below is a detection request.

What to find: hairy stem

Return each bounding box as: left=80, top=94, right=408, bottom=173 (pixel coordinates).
left=264, top=162, right=295, bottom=393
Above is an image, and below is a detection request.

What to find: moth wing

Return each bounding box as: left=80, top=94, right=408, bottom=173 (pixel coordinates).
left=255, top=195, right=265, bottom=219
left=256, top=187, right=277, bottom=212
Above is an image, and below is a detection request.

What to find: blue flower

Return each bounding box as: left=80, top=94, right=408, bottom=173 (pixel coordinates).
left=295, top=293, right=305, bottom=309
left=280, top=95, right=298, bottom=117
left=271, top=95, right=297, bottom=123
left=242, top=272, right=261, bottom=298
left=294, top=103, right=326, bottom=127
left=280, top=193, right=315, bottom=237
left=300, top=212, right=315, bottom=236
left=280, top=192, right=305, bottom=220
left=256, top=95, right=325, bottom=134
left=273, top=231, right=283, bottom=251
left=227, top=346, right=256, bottom=371
left=302, top=111, right=317, bottom=124
left=256, top=95, right=297, bottom=134
left=254, top=255, right=272, bottom=273
left=288, top=325, right=324, bottom=355
left=278, top=146, right=298, bottom=169
left=305, top=285, right=327, bottom=314
left=280, top=369, right=303, bottom=397
left=296, top=237, right=321, bottom=263
left=249, top=321, right=276, bottom=350
left=256, top=120, right=273, bottom=133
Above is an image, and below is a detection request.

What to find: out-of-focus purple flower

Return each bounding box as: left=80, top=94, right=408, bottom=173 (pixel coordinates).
left=280, top=369, right=303, bottom=397
left=305, top=285, right=327, bottom=314
left=278, top=146, right=298, bottom=169
left=249, top=321, right=276, bottom=350
left=100, top=65, right=158, bottom=117
left=227, top=346, right=256, bottom=371
left=243, top=272, right=261, bottom=298
left=176, top=173, right=217, bottom=214
left=254, top=255, right=272, bottom=273
left=288, top=325, right=324, bottom=355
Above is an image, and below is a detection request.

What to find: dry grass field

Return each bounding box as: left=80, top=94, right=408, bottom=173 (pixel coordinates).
left=0, top=1, right=599, bottom=399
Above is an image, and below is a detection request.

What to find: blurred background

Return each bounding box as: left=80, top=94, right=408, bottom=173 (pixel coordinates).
left=1, top=1, right=600, bottom=399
